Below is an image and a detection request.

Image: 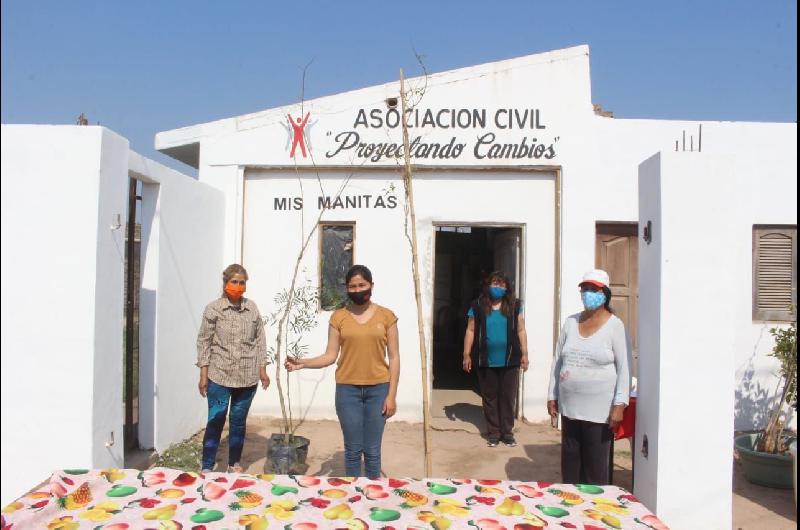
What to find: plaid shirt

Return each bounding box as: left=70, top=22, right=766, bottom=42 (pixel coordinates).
left=196, top=296, right=268, bottom=388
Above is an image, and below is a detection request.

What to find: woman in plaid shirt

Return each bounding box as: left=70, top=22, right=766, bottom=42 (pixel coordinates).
left=196, top=264, right=270, bottom=473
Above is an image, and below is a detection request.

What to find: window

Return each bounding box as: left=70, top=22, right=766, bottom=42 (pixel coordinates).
left=753, top=225, right=797, bottom=321
left=320, top=223, right=354, bottom=310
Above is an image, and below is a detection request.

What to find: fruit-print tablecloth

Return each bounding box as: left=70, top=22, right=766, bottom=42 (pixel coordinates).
left=1, top=467, right=670, bottom=529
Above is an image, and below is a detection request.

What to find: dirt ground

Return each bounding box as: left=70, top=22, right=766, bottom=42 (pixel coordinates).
left=203, top=415, right=797, bottom=530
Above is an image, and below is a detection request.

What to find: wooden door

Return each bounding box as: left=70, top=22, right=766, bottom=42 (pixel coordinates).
left=596, top=223, right=639, bottom=356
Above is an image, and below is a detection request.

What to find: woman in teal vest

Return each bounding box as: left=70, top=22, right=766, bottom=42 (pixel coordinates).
left=462, top=271, right=529, bottom=447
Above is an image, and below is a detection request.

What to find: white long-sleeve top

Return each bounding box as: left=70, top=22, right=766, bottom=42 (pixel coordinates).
left=547, top=313, right=631, bottom=424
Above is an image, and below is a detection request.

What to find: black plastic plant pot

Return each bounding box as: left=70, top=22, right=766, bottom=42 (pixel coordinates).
left=266, top=434, right=311, bottom=474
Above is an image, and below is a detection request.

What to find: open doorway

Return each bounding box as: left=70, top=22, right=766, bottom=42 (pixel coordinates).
left=123, top=177, right=149, bottom=467
left=431, top=225, right=523, bottom=426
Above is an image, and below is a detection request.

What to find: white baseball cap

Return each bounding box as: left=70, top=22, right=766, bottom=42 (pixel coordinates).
left=579, top=269, right=610, bottom=289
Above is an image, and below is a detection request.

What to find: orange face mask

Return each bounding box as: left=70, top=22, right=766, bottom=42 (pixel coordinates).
left=224, top=283, right=245, bottom=301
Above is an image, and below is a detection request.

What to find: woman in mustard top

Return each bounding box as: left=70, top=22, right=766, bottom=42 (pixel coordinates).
left=285, top=265, right=400, bottom=478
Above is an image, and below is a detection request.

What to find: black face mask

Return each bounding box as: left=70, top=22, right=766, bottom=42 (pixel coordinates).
left=347, top=289, right=372, bottom=305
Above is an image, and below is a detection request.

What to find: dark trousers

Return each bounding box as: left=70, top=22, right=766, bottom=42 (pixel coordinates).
left=477, top=366, right=519, bottom=439
left=561, top=415, right=612, bottom=485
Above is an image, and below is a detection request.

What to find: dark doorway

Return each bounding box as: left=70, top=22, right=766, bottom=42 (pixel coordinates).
left=124, top=178, right=142, bottom=453
left=432, top=225, right=523, bottom=391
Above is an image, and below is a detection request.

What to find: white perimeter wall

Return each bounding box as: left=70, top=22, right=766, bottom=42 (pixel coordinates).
left=241, top=170, right=555, bottom=423
left=591, top=119, right=797, bottom=431
left=0, top=126, right=225, bottom=504
left=131, top=153, right=225, bottom=452
left=635, top=152, right=738, bottom=528
left=1, top=125, right=128, bottom=504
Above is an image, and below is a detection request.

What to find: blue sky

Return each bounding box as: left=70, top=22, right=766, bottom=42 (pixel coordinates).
left=2, top=1, right=796, bottom=175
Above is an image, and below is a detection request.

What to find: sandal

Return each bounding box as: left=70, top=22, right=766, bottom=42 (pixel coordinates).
left=227, top=463, right=244, bottom=473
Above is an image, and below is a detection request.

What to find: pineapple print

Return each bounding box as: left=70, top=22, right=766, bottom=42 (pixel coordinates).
left=546, top=488, right=584, bottom=506
left=394, top=489, right=429, bottom=508
left=228, top=490, right=264, bottom=510
left=58, top=483, right=92, bottom=510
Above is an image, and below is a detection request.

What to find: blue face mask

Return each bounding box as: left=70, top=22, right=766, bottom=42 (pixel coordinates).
left=489, top=286, right=507, bottom=299
left=581, top=290, right=606, bottom=311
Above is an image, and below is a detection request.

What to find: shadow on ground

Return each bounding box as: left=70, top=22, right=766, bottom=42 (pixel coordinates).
left=314, top=450, right=347, bottom=476
left=506, top=443, right=562, bottom=483
left=216, top=429, right=271, bottom=473
left=442, top=403, right=485, bottom=433
left=733, top=456, right=796, bottom=522
left=506, top=442, right=634, bottom=492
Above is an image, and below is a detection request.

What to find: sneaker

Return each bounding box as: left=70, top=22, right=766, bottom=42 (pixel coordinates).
left=501, top=435, right=517, bottom=447
left=487, top=438, right=500, bottom=447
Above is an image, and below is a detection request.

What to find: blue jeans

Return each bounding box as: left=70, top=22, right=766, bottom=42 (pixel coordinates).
left=202, top=379, right=257, bottom=470
left=335, top=383, right=389, bottom=478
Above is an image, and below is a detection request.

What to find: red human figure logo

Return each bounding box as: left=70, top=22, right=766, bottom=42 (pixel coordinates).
left=288, top=112, right=311, bottom=158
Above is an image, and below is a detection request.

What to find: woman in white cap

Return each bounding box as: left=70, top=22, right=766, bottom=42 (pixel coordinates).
left=547, top=269, right=630, bottom=484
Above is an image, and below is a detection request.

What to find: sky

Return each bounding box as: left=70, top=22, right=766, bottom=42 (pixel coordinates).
left=2, top=1, right=796, bottom=175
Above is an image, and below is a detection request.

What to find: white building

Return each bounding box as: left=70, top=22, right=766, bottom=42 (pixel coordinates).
left=2, top=45, right=795, bottom=527
left=155, top=44, right=796, bottom=429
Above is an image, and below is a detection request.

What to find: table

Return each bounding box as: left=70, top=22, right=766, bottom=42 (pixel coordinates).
left=2, top=467, right=669, bottom=529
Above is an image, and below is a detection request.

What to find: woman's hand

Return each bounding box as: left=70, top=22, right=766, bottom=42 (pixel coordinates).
left=609, top=404, right=625, bottom=431
left=382, top=396, right=397, bottom=418
left=198, top=376, right=208, bottom=397
left=259, top=368, right=270, bottom=390
left=520, top=355, right=530, bottom=372
left=462, top=355, right=472, bottom=373
left=547, top=400, right=558, bottom=427
left=284, top=356, right=304, bottom=372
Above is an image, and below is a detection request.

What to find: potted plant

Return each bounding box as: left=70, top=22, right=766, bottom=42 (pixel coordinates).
left=735, top=306, right=797, bottom=488
left=263, top=282, right=319, bottom=474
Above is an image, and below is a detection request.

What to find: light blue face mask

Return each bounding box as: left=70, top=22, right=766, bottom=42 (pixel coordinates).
left=489, top=286, right=507, bottom=299
left=581, top=290, right=606, bottom=310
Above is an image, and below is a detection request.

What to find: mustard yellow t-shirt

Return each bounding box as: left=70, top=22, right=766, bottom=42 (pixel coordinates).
left=330, top=304, right=398, bottom=385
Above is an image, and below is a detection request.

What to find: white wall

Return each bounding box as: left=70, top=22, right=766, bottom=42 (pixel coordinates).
left=92, top=129, right=131, bottom=465
left=710, top=123, right=797, bottom=431
left=240, top=169, right=555, bottom=423
left=194, top=155, right=243, bottom=265
left=635, top=152, right=737, bottom=529
left=633, top=154, right=662, bottom=506
left=591, top=119, right=797, bottom=430
left=0, top=125, right=127, bottom=505
left=0, top=126, right=225, bottom=504
left=130, top=153, right=225, bottom=452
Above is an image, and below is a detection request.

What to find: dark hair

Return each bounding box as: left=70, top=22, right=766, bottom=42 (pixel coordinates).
left=221, top=263, right=248, bottom=295
left=602, top=285, right=613, bottom=312
left=345, top=264, right=373, bottom=284
left=480, top=271, right=517, bottom=318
